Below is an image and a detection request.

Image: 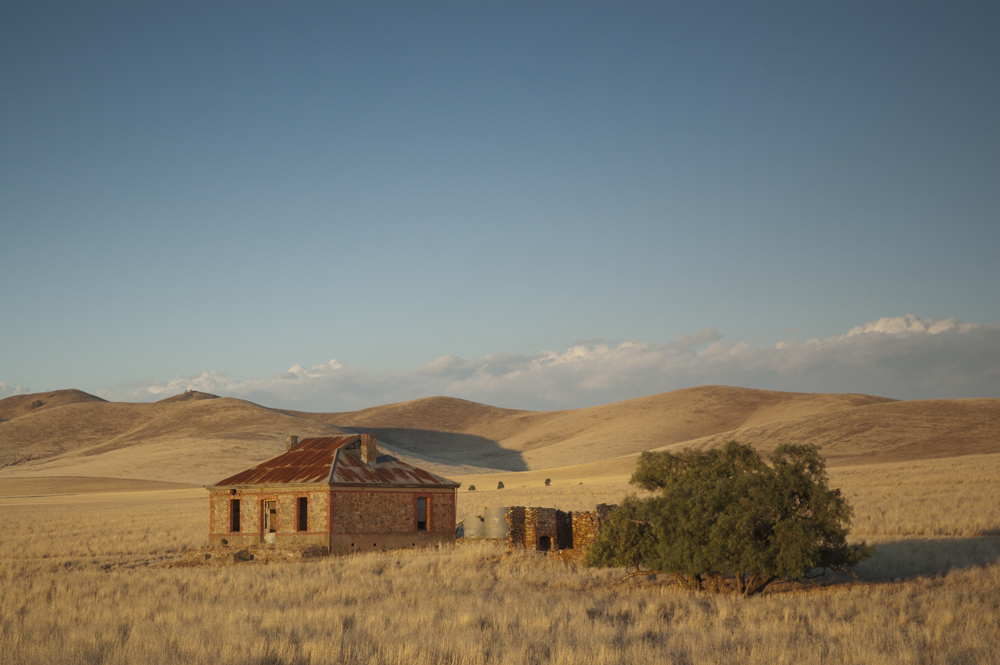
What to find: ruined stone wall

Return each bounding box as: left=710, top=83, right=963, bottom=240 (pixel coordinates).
left=506, top=506, right=526, bottom=548
left=570, top=503, right=617, bottom=549
left=525, top=507, right=558, bottom=550
left=556, top=510, right=573, bottom=550
left=505, top=503, right=617, bottom=553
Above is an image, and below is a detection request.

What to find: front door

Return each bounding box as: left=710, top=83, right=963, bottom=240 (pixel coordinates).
left=263, top=501, right=277, bottom=535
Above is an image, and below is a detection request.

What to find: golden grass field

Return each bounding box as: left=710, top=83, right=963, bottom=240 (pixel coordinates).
left=2, top=452, right=1000, bottom=664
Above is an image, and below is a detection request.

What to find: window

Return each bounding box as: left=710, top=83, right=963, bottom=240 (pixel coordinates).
left=230, top=499, right=241, bottom=532
left=298, top=496, right=308, bottom=532
left=416, top=497, right=428, bottom=531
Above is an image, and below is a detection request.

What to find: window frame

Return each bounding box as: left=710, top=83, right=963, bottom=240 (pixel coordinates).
left=297, top=496, right=308, bottom=532
left=230, top=498, right=241, bottom=533
left=416, top=496, right=429, bottom=532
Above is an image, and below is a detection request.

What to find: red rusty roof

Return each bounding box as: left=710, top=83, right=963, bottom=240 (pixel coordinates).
left=208, top=435, right=460, bottom=489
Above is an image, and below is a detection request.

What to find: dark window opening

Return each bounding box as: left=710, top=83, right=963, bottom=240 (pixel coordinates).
left=230, top=499, right=241, bottom=533
left=297, top=497, right=308, bottom=532
left=538, top=536, right=551, bottom=552
left=416, top=497, right=428, bottom=531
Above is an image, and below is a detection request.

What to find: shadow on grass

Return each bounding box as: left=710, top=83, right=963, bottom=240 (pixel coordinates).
left=846, top=536, right=1000, bottom=583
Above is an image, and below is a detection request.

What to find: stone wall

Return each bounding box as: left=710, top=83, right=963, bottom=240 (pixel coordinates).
left=571, top=503, right=616, bottom=549
left=506, top=506, right=526, bottom=546
left=331, top=487, right=455, bottom=535
left=524, top=507, right=557, bottom=551
left=208, top=487, right=331, bottom=547
left=505, top=503, right=617, bottom=556
left=210, top=486, right=457, bottom=548
left=432, top=490, right=455, bottom=535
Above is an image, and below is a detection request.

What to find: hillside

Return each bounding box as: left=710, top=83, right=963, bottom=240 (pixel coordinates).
left=1, top=385, right=997, bottom=485
left=658, top=397, right=1000, bottom=465
left=0, top=393, right=351, bottom=484
left=288, top=386, right=898, bottom=470
left=0, top=389, right=106, bottom=420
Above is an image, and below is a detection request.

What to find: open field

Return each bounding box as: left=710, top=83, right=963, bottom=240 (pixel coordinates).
left=3, top=454, right=1000, bottom=664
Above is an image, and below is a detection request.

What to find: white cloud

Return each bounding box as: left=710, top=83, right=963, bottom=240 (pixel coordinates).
left=846, top=313, right=975, bottom=336
left=0, top=382, right=28, bottom=399
left=87, top=315, right=1000, bottom=411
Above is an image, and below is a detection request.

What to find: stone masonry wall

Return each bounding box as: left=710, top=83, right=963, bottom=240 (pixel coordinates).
left=506, top=506, right=526, bottom=546
left=432, top=491, right=455, bottom=535
left=506, top=503, right=617, bottom=554
left=209, top=488, right=330, bottom=539
left=332, top=488, right=455, bottom=535
left=524, top=507, right=557, bottom=550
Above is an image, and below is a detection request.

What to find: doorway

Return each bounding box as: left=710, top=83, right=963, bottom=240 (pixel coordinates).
left=263, top=501, right=277, bottom=534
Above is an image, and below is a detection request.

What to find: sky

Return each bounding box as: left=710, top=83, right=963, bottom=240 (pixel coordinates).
left=1, top=1, right=998, bottom=411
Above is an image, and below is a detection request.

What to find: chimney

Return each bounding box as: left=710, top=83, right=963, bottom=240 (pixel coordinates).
left=286, top=435, right=299, bottom=451
left=360, top=433, right=377, bottom=466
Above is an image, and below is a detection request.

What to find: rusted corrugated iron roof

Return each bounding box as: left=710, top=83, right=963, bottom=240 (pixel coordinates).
left=208, top=435, right=460, bottom=489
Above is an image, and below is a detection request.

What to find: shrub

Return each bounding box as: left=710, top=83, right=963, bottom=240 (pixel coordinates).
left=585, top=441, right=873, bottom=595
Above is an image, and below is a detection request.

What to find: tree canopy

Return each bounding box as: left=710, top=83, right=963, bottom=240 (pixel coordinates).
left=585, top=441, right=873, bottom=595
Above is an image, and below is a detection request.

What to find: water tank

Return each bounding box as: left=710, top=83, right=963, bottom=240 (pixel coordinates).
left=484, top=506, right=510, bottom=539
left=463, top=516, right=485, bottom=539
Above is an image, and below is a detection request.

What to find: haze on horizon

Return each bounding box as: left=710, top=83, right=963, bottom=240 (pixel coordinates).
left=2, top=2, right=998, bottom=411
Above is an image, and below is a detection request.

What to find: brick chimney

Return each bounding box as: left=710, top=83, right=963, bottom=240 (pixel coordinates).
left=286, top=435, right=299, bottom=451
left=360, top=433, right=377, bottom=466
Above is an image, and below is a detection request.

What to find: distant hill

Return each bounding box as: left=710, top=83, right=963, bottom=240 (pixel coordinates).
left=157, top=390, right=219, bottom=403
left=660, top=397, right=1000, bottom=465
left=286, top=386, right=901, bottom=470
left=0, top=389, right=106, bottom=420
left=1, top=385, right=997, bottom=485
left=0, top=396, right=350, bottom=484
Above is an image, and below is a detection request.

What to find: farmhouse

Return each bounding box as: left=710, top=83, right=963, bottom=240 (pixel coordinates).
left=207, top=434, right=460, bottom=553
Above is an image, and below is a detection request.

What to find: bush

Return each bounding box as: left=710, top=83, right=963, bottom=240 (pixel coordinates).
left=585, top=441, right=873, bottom=595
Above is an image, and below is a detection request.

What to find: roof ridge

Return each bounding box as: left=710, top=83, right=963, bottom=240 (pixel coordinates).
left=207, top=432, right=459, bottom=488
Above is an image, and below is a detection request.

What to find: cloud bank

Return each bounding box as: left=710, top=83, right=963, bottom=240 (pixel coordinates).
left=0, top=383, right=28, bottom=400
left=78, top=314, right=1000, bottom=412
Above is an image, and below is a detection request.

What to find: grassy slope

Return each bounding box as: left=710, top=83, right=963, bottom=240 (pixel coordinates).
left=0, top=394, right=350, bottom=484
left=1, top=386, right=997, bottom=485
left=0, top=388, right=106, bottom=420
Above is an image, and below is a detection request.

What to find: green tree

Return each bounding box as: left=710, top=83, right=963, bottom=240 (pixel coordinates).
left=585, top=441, right=873, bottom=595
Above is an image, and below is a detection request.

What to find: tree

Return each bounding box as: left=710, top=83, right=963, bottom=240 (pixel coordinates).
left=585, top=441, right=873, bottom=595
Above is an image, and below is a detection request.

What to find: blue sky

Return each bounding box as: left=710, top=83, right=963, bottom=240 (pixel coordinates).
left=2, top=1, right=998, bottom=410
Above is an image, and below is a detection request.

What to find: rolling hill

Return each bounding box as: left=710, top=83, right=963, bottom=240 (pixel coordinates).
left=0, top=389, right=106, bottom=420
left=1, top=385, right=997, bottom=486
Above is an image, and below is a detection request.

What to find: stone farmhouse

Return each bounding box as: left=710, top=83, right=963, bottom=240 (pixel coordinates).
left=207, top=434, right=460, bottom=553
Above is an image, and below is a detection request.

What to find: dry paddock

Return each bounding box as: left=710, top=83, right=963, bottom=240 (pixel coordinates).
left=2, top=454, right=1000, bottom=665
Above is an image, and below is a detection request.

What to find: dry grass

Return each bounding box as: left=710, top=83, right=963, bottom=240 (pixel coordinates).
left=3, top=453, right=1000, bottom=664
left=832, top=452, right=1000, bottom=538
left=3, top=539, right=999, bottom=665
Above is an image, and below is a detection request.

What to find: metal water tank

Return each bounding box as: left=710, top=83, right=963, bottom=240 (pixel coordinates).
left=484, top=506, right=510, bottom=539
left=463, top=516, right=485, bottom=539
